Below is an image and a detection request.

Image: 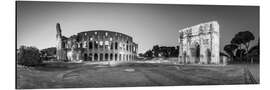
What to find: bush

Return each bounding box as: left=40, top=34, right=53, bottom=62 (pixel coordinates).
left=17, top=46, right=42, bottom=66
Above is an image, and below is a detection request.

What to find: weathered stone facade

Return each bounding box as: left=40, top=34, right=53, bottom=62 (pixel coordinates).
left=56, top=23, right=138, bottom=62
left=178, top=21, right=222, bottom=64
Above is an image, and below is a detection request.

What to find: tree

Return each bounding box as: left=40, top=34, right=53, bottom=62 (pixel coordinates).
left=144, top=50, right=153, bottom=58
left=172, top=46, right=179, bottom=57
left=224, top=44, right=238, bottom=61
left=40, top=47, right=56, bottom=60
left=138, top=53, right=144, bottom=57
left=230, top=31, right=255, bottom=63
left=17, top=46, right=42, bottom=66
left=159, top=46, right=169, bottom=57
left=152, top=45, right=160, bottom=57
left=241, top=31, right=255, bottom=51
left=232, top=31, right=255, bottom=52
left=41, top=47, right=56, bottom=56
left=247, top=44, right=259, bottom=63
left=235, top=49, right=246, bottom=62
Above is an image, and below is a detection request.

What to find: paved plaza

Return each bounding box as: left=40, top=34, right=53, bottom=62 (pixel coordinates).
left=16, top=61, right=258, bottom=89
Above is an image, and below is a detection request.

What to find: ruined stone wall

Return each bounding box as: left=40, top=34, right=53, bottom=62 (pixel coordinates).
left=56, top=23, right=67, bottom=60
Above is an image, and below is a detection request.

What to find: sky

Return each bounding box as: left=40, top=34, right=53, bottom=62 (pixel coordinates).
left=16, top=1, right=259, bottom=53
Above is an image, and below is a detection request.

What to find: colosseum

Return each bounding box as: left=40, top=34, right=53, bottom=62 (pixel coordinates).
left=56, top=23, right=138, bottom=62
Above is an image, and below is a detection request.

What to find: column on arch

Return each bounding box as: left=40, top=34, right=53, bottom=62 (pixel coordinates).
left=97, top=53, right=100, bottom=61
left=109, top=53, right=113, bottom=61
left=91, top=53, right=94, bottom=61
left=119, top=54, right=122, bottom=61
left=130, top=54, right=132, bottom=61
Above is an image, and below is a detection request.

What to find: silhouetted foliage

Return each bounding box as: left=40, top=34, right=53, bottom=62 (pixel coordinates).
left=138, top=53, right=144, bottom=57
left=224, top=44, right=238, bottom=60
left=141, top=45, right=179, bottom=58
left=231, top=31, right=255, bottom=53
left=220, top=52, right=229, bottom=58
left=224, top=30, right=258, bottom=64
left=41, top=47, right=56, bottom=56
left=17, top=46, right=42, bottom=66
left=247, top=44, right=260, bottom=63
left=159, top=46, right=178, bottom=57
left=235, top=49, right=246, bottom=57
left=152, top=45, right=160, bottom=57
left=144, top=50, right=153, bottom=57
left=40, top=47, right=56, bottom=60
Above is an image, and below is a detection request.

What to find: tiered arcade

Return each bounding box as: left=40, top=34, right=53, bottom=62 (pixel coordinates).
left=56, top=23, right=138, bottom=62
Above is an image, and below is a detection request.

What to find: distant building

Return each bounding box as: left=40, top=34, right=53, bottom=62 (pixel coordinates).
left=178, top=21, right=224, bottom=64
left=56, top=23, right=138, bottom=62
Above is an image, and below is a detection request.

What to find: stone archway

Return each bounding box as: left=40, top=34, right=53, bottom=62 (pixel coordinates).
left=110, top=53, right=113, bottom=61
left=100, top=54, right=103, bottom=61
left=94, top=53, right=98, bottom=61
left=115, top=54, right=118, bottom=61
left=84, top=53, right=87, bottom=61
left=190, top=42, right=200, bottom=64
left=206, top=49, right=211, bottom=64
left=195, top=44, right=200, bottom=63
left=183, top=52, right=187, bottom=64
left=105, top=53, right=109, bottom=61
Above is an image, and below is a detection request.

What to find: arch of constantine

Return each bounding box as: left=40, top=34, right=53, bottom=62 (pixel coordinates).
left=178, top=21, right=222, bottom=64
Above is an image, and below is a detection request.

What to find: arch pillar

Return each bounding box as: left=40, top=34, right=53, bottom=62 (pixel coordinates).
left=97, top=53, right=100, bottom=61
left=112, top=53, right=115, bottom=61
left=91, top=53, right=94, bottom=61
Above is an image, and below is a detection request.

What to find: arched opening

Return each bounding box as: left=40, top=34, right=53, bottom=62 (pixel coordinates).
left=100, top=53, right=103, bottom=61
left=84, top=54, right=87, bottom=61
left=191, top=42, right=200, bottom=64
left=94, top=53, right=98, bottom=61
left=105, top=53, right=109, bottom=61
left=110, top=42, right=114, bottom=50
left=126, top=45, right=129, bottom=51
left=115, top=54, right=118, bottom=61
left=119, top=54, right=122, bottom=61
left=110, top=53, right=113, bottom=61
left=115, top=42, right=118, bottom=50
left=126, top=55, right=128, bottom=61
left=195, top=44, right=200, bottom=63
left=207, top=49, right=211, bottom=64
left=89, top=42, right=93, bottom=49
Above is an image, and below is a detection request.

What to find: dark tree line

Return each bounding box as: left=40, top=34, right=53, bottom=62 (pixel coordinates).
left=17, top=46, right=42, bottom=66
left=139, top=45, right=179, bottom=58
left=17, top=46, right=57, bottom=66
left=40, top=47, right=56, bottom=60
left=223, top=31, right=259, bottom=64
